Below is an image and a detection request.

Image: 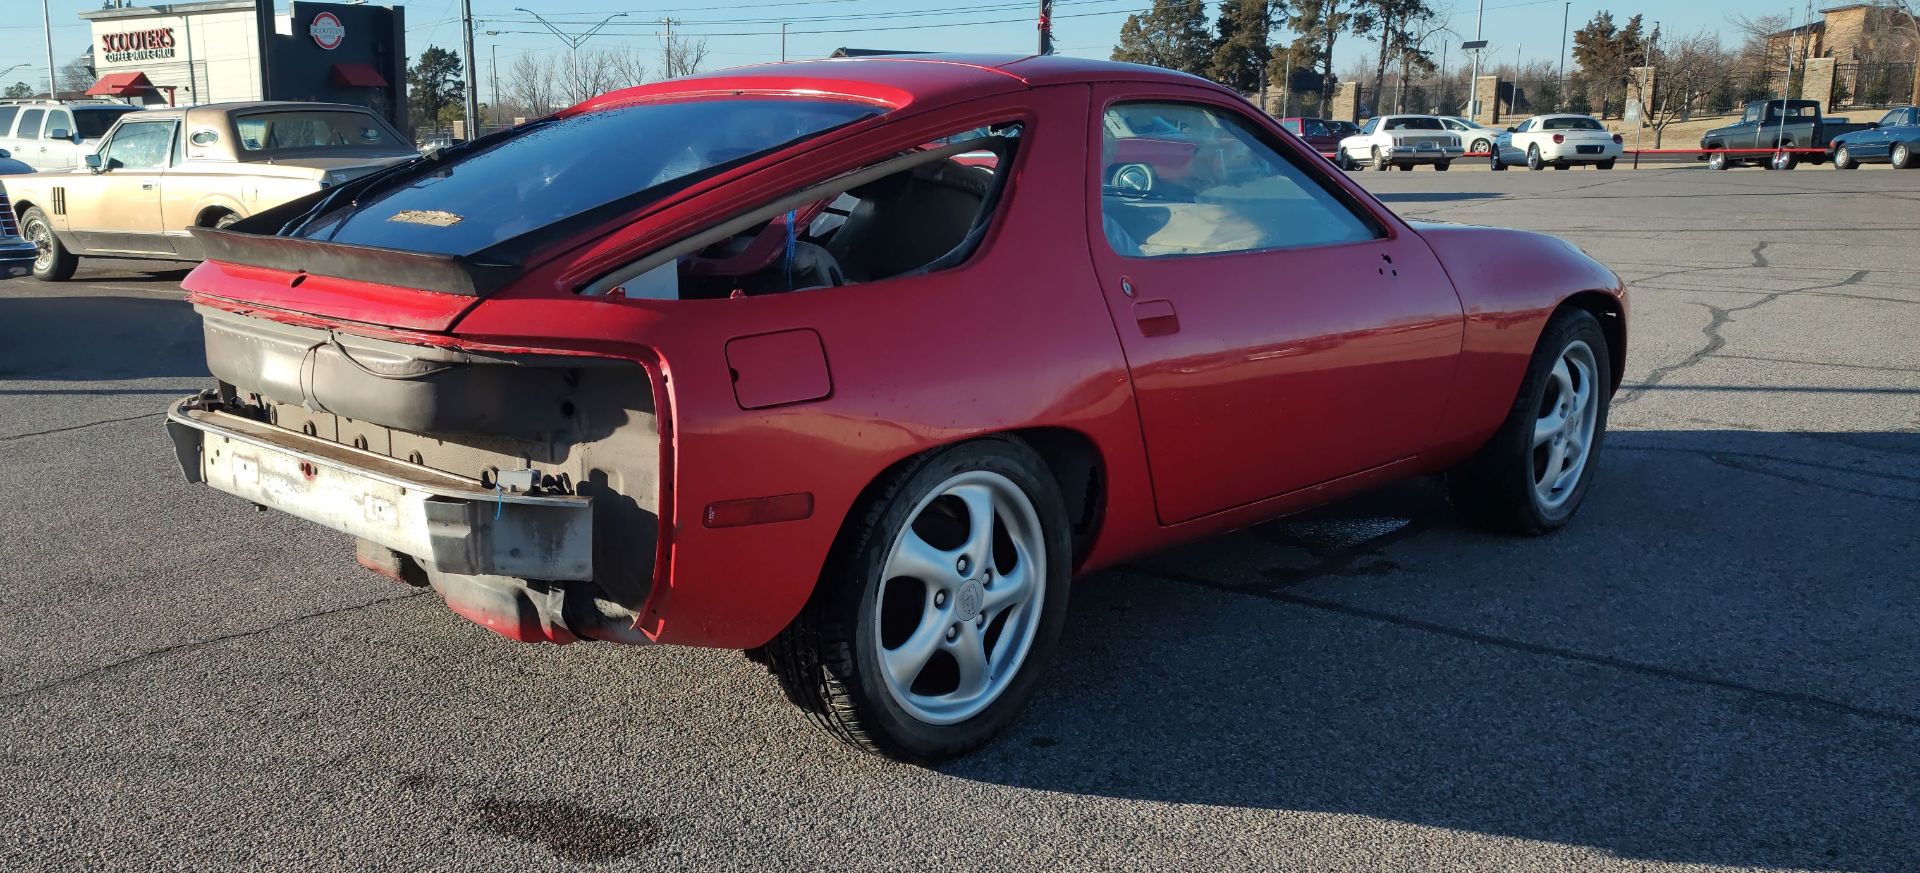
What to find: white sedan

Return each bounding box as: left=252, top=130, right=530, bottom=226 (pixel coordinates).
left=1335, top=115, right=1465, bottom=171
left=1490, top=114, right=1624, bottom=171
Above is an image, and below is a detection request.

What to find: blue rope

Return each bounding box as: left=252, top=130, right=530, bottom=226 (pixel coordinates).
left=494, top=484, right=504, bottom=521
left=783, top=209, right=797, bottom=291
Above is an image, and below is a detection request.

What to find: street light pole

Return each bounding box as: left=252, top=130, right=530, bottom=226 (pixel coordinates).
left=1559, top=0, right=1570, bottom=109
left=42, top=0, right=58, bottom=99
left=1468, top=0, right=1485, bottom=118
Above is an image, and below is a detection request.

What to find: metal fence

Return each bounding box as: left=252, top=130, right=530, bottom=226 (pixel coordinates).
left=1832, top=62, right=1917, bottom=110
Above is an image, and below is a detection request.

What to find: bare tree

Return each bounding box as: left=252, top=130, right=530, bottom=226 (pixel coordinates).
left=506, top=52, right=558, bottom=119
left=607, top=46, right=648, bottom=90
left=659, top=20, right=709, bottom=80
left=558, top=48, right=625, bottom=104
left=1628, top=31, right=1731, bottom=146
left=58, top=58, right=94, bottom=98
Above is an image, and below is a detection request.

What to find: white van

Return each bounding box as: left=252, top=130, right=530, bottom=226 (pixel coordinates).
left=0, top=100, right=144, bottom=171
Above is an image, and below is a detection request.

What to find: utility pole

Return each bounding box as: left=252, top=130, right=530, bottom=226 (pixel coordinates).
left=42, top=0, right=57, bottom=99
left=1038, top=0, right=1054, bottom=55
left=489, top=44, right=499, bottom=126
left=1558, top=0, right=1570, bottom=109
left=460, top=0, right=480, bottom=139
left=781, top=23, right=788, bottom=62
left=1467, top=0, right=1485, bottom=118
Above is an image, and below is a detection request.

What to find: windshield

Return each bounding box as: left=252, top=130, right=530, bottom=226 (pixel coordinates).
left=1541, top=116, right=1604, bottom=130
left=75, top=107, right=138, bottom=139
left=234, top=110, right=413, bottom=157
left=1382, top=117, right=1444, bottom=131
left=296, top=97, right=881, bottom=256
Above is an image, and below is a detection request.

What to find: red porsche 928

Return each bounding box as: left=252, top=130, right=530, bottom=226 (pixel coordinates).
left=166, top=55, right=1626, bottom=762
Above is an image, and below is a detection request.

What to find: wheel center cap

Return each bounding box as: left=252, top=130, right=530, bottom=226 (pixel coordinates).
left=954, top=579, right=984, bottom=622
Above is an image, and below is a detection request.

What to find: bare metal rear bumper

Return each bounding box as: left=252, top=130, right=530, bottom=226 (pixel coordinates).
left=166, top=396, right=593, bottom=581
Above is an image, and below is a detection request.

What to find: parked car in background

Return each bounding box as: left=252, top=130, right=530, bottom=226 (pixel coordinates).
left=1278, top=116, right=1341, bottom=153
left=1335, top=115, right=1465, bottom=170
left=1491, top=114, right=1624, bottom=171
left=1440, top=115, right=1500, bottom=154
left=1325, top=119, right=1361, bottom=140
left=6, top=101, right=417, bottom=281
left=0, top=183, right=35, bottom=279
left=164, top=54, right=1626, bottom=762
left=0, top=147, right=32, bottom=176
left=1699, top=99, right=1875, bottom=170
left=0, top=99, right=143, bottom=171
left=1831, top=105, right=1919, bottom=169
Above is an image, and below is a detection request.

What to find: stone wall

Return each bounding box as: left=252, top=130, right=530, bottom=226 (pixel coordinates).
left=1800, top=56, right=1837, bottom=106
left=1331, top=82, right=1359, bottom=122
left=1472, top=75, right=1501, bottom=125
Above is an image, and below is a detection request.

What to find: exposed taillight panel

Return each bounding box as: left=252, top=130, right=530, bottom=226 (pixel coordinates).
left=1613, top=133, right=1624, bottom=144
left=1553, top=134, right=1566, bottom=144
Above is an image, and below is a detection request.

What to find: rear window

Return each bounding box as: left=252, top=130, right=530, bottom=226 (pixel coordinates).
left=75, top=107, right=139, bottom=139
left=1542, top=116, right=1604, bottom=130
left=234, top=110, right=412, bottom=157
left=296, top=97, right=881, bottom=256
left=1382, top=117, right=1444, bottom=131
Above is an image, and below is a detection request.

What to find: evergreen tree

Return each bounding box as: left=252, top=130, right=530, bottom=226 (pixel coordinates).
left=408, top=46, right=466, bottom=131
left=1112, top=0, right=1215, bottom=77
left=1208, top=0, right=1273, bottom=94
left=1284, top=0, right=1356, bottom=109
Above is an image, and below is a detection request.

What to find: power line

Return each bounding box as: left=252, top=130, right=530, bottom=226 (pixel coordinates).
left=480, top=5, right=1147, bottom=40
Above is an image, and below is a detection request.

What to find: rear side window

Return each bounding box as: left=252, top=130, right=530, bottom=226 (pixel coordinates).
left=1099, top=101, right=1380, bottom=258
left=296, top=97, right=882, bottom=256
left=0, top=107, right=18, bottom=138
left=15, top=109, right=43, bottom=140
left=74, top=107, right=137, bottom=139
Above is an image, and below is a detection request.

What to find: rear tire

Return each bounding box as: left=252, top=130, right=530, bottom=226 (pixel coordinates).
left=1471, top=137, right=1491, bottom=154
left=1597, top=158, right=1616, bottom=170
left=1372, top=147, right=1389, bottom=171
left=1446, top=308, right=1613, bottom=536
left=20, top=207, right=77, bottom=282
left=1894, top=142, right=1913, bottom=170
left=212, top=212, right=242, bottom=229
left=1434, top=161, right=1451, bottom=171
left=764, top=438, right=1072, bottom=762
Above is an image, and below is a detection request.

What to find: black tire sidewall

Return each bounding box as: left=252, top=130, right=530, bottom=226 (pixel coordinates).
left=1514, top=312, right=1613, bottom=529
left=840, top=439, right=1073, bottom=760
left=1528, top=146, right=1543, bottom=170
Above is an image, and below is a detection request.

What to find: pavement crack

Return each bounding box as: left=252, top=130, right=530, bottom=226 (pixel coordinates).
left=1135, top=566, right=1920, bottom=732
left=0, top=592, right=430, bottom=702
left=0, top=411, right=166, bottom=443
left=1749, top=241, right=1770, bottom=267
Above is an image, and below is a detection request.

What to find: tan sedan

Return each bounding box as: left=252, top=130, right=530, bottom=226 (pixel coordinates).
left=6, top=101, right=417, bottom=280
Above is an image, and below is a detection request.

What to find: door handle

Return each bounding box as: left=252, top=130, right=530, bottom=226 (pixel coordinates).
left=141, top=182, right=155, bottom=190
left=1134, top=299, right=1179, bottom=337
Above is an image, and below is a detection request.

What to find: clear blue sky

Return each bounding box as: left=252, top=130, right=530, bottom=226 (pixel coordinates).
left=0, top=0, right=1798, bottom=96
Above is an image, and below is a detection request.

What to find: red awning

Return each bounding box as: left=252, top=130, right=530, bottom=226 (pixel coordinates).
left=330, top=63, right=388, bottom=88
left=86, top=72, right=158, bottom=97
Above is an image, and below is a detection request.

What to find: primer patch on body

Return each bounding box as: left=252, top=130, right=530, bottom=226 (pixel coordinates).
left=387, top=209, right=463, bottom=227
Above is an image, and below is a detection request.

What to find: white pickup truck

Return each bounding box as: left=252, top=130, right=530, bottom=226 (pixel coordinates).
left=1335, top=115, right=1465, bottom=171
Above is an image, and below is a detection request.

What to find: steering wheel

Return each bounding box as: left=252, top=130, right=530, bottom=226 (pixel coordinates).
left=682, top=197, right=835, bottom=278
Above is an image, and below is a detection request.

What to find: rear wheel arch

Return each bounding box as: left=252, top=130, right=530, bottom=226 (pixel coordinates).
left=1557, top=291, right=1626, bottom=392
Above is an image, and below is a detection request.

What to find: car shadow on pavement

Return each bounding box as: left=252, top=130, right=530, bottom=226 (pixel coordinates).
left=0, top=291, right=206, bottom=381
left=948, top=428, right=1920, bottom=872
left=1371, top=191, right=1504, bottom=203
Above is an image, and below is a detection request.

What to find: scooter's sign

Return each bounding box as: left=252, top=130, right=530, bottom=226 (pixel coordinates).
left=101, top=28, right=175, bottom=63
left=310, top=12, right=346, bottom=50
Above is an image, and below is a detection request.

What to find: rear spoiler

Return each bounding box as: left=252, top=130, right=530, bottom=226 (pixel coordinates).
left=189, top=226, right=516, bottom=297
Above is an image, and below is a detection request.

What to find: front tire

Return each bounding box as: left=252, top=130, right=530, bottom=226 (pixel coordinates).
left=1772, top=150, right=1798, bottom=171
left=765, top=438, right=1072, bottom=762
left=1446, top=309, right=1612, bottom=535
left=20, top=207, right=78, bottom=282
left=1490, top=148, right=1508, bottom=171
left=1707, top=150, right=1729, bottom=171
left=1527, top=145, right=1544, bottom=171
left=1833, top=145, right=1856, bottom=170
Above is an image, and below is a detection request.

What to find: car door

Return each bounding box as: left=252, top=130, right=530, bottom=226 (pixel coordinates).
left=1088, top=88, right=1466, bottom=524
left=9, top=108, right=45, bottom=169
left=1856, top=108, right=1904, bottom=158
left=65, top=119, right=177, bottom=255
left=40, top=109, right=78, bottom=170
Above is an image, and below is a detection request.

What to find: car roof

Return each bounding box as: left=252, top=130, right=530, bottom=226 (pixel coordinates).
left=573, top=53, right=1219, bottom=115
left=1530, top=113, right=1599, bottom=121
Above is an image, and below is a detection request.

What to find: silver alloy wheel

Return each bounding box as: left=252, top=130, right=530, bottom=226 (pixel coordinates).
left=874, top=470, right=1046, bottom=726
left=25, top=218, right=53, bottom=273
left=1530, top=339, right=1600, bottom=512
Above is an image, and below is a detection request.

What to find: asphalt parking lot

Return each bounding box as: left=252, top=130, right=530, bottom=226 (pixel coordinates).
left=3, top=165, right=1917, bottom=872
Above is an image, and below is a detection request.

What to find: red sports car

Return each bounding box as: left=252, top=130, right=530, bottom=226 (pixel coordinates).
left=165, top=54, right=1626, bottom=762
